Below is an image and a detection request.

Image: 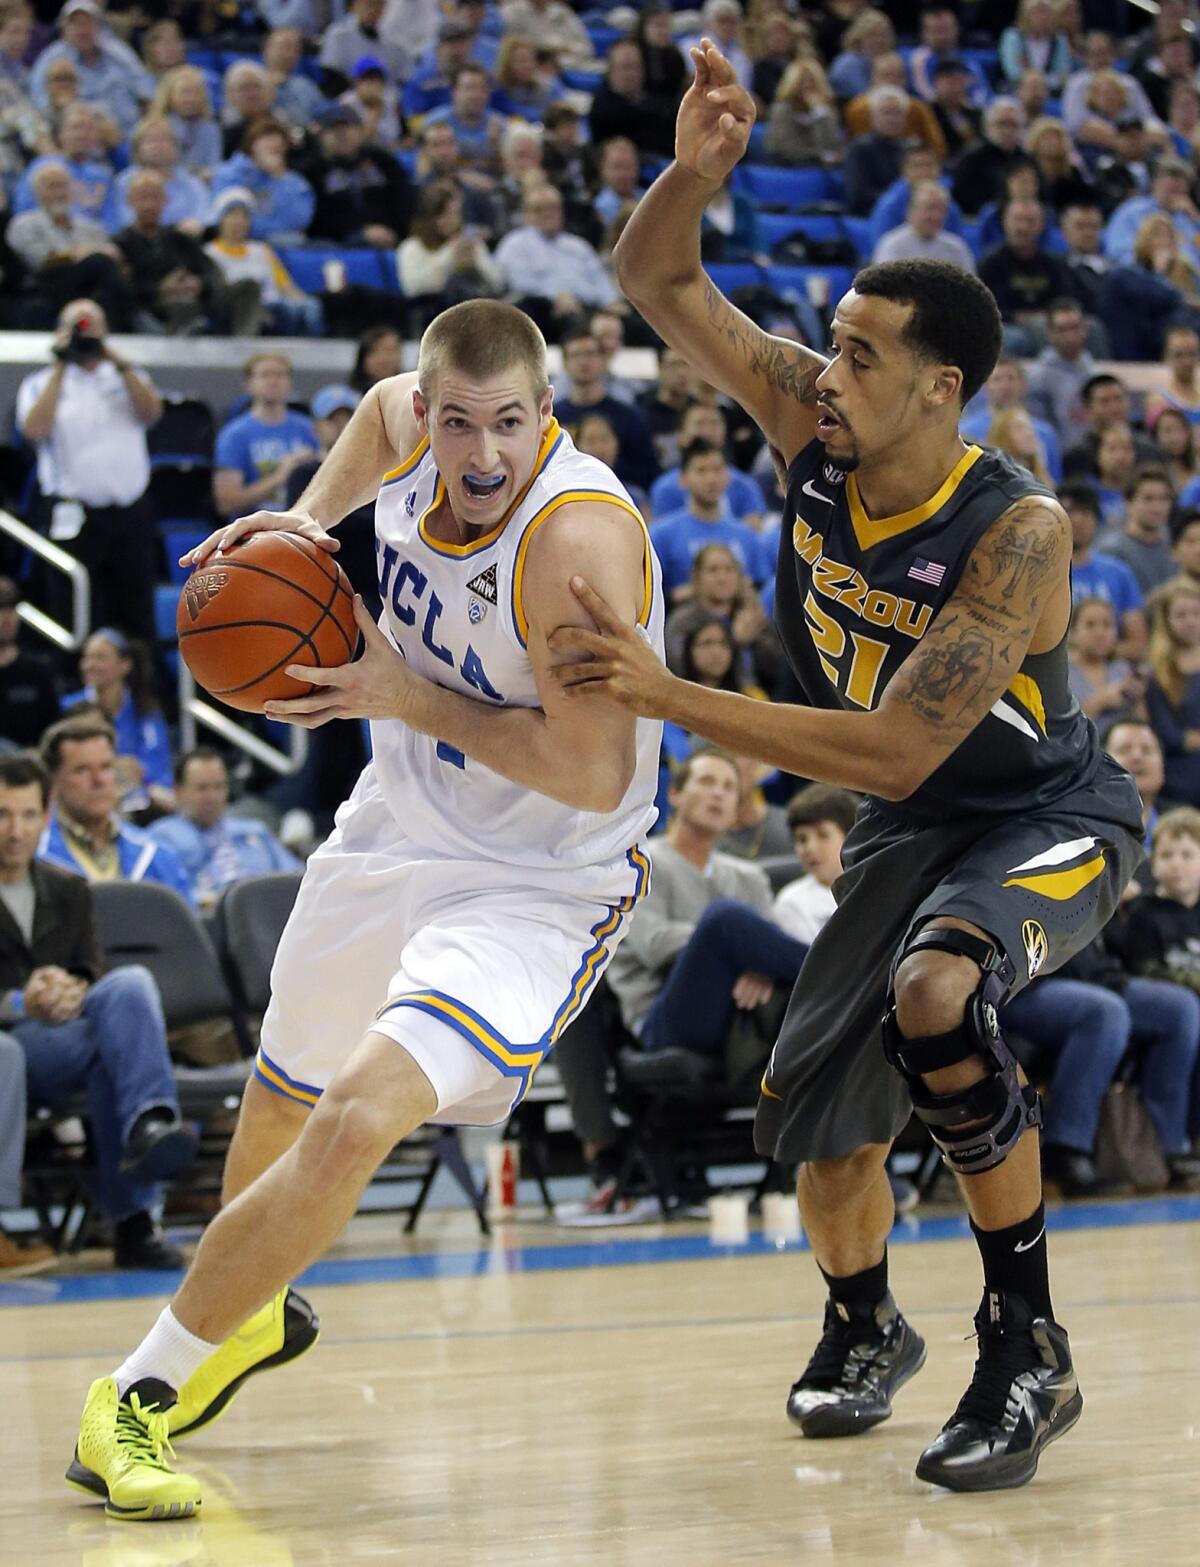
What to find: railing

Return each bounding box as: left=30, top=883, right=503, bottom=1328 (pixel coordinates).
left=0, top=508, right=90, bottom=650
left=178, top=666, right=308, bottom=776
left=0, top=505, right=306, bottom=774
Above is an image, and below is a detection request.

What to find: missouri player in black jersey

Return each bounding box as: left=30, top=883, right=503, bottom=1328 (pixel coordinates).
left=547, top=41, right=1144, bottom=1492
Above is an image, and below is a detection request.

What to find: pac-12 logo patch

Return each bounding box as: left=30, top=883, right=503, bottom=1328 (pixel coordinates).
left=468, top=598, right=487, bottom=624
left=1023, top=919, right=1048, bottom=979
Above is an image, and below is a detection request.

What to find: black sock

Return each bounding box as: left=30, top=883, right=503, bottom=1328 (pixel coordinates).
left=970, top=1202, right=1052, bottom=1321
left=819, top=1251, right=888, bottom=1314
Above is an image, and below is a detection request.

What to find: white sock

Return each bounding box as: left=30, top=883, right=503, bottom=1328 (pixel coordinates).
left=113, top=1307, right=219, bottom=1399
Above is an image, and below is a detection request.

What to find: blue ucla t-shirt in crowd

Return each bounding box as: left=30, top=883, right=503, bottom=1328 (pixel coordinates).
left=651, top=508, right=773, bottom=597
left=1071, top=551, right=1144, bottom=620
left=215, top=411, right=318, bottom=506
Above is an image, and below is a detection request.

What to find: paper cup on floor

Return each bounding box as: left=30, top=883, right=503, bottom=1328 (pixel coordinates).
left=709, top=1193, right=750, bottom=1245
left=761, top=1192, right=802, bottom=1244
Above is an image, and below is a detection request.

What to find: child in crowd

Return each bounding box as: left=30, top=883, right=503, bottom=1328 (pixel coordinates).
left=773, top=784, right=859, bottom=945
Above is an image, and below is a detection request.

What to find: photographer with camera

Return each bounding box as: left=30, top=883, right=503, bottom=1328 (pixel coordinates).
left=16, top=299, right=161, bottom=652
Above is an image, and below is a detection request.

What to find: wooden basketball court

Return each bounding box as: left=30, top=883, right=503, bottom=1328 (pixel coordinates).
left=2, top=1197, right=1198, bottom=1566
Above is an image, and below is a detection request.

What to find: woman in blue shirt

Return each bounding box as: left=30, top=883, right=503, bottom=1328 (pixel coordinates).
left=62, top=629, right=174, bottom=810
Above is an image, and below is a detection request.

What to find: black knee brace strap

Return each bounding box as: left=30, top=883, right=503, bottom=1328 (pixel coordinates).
left=883, top=927, right=1042, bottom=1176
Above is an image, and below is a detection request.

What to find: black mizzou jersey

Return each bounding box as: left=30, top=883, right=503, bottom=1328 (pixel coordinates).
left=776, top=438, right=1101, bottom=821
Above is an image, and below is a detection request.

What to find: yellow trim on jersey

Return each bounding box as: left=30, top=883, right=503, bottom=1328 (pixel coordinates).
left=380, top=436, right=431, bottom=487
left=1007, top=673, right=1046, bottom=735
left=416, top=419, right=563, bottom=558
left=510, top=490, right=651, bottom=647
left=254, top=1052, right=320, bottom=1106
left=760, top=1075, right=782, bottom=1101
left=1003, top=852, right=1106, bottom=901
left=847, top=444, right=984, bottom=551
left=389, top=991, right=544, bottom=1070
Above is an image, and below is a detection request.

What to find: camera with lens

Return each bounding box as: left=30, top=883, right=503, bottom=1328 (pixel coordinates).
left=54, top=317, right=104, bottom=365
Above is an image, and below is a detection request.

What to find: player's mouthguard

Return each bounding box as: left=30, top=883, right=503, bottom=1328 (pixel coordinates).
left=463, top=473, right=504, bottom=497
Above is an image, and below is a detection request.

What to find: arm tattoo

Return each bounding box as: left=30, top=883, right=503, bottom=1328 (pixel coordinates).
left=888, top=496, right=1067, bottom=745
left=702, top=277, right=825, bottom=405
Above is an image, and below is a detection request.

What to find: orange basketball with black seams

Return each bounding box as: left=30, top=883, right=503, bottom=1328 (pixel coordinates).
left=176, top=532, right=358, bottom=713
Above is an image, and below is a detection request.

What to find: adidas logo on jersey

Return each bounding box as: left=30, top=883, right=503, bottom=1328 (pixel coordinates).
left=467, top=564, right=498, bottom=604
left=184, top=571, right=228, bottom=622
left=404, top=490, right=417, bottom=516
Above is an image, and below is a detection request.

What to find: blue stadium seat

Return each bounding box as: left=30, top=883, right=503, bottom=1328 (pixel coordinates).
left=760, top=212, right=850, bottom=251
left=735, top=165, right=842, bottom=208
left=562, top=68, right=603, bottom=91
left=764, top=264, right=856, bottom=307
left=276, top=246, right=397, bottom=294
left=585, top=25, right=623, bottom=55
left=843, top=217, right=873, bottom=260
left=154, top=584, right=180, bottom=673
left=705, top=263, right=764, bottom=295
left=160, top=520, right=212, bottom=586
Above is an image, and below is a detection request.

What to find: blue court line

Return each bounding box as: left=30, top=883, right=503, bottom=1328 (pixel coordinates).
left=2, top=1194, right=1198, bottom=1309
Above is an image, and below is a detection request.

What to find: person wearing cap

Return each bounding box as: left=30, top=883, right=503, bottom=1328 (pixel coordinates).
left=302, top=102, right=413, bottom=248
left=29, top=0, right=153, bottom=136
left=928, top=57, right=983, bottom=160
left=0, top=576, right=61, bottom=751
left=1103, top=157, right=1200, bottom=267
left=339, top=55, right=404, bottom=150
left=263, top=26, right=329, bottom=130
left=204, top=187, right=322, bottom=335
left=212, top=115, right=315, bottom=244
left=319, top=0, right=411, bottom=93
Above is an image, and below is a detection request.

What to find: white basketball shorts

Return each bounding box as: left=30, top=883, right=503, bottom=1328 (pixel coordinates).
left=255, top=766, right=650, bottom=1126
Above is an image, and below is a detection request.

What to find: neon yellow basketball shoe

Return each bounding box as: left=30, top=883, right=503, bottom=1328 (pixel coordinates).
left=169, top=1287, right=319, bottom=1439
left=67, top=1377, right=201, bottom=1522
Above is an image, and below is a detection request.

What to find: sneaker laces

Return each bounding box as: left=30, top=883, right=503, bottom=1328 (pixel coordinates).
left=949, top=1320, right=1039, bottom=1429
left=797, top=1300, right=885, bottom=1391
left=116, top=1392, right=176, bottom=1472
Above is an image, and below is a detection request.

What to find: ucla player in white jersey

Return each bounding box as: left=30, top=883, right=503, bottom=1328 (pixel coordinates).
left=66, top=301, right=663, bottom=1522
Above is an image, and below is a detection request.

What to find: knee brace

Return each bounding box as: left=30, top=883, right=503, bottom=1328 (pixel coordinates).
left=883, top=927, right=1042, bottom=1176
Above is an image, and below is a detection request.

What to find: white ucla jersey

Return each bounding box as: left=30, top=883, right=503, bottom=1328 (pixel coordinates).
left=369, top=418, right=664, bottom=880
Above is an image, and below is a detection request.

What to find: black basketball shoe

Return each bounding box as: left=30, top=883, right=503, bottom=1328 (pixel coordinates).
left=787, top=1291, right=927, bottom=1437
left=916, top=1289, right=1083, bottom=1492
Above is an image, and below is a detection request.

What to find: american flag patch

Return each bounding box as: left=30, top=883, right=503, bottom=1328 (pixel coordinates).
left=908, top=557, right=947, bottom=586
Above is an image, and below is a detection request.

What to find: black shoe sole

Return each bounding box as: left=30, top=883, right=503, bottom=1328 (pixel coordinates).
left=170, top=1290, right=319, bottom=1439
left=789, top=1332, right=928, bottom=1438
left=915, top=1389, right=1084, bottom=1492
left=65, top=1452, right=200, bottom=1520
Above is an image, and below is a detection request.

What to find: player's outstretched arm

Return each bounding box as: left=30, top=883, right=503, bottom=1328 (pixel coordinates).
left=185, top=373, right=420, bottom=565
left=544, top=496, right=1071, bottom=802
left=613, top=40, right=827, bottom=465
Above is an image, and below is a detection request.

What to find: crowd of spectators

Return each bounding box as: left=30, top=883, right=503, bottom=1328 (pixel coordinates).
left=7, top=0, right=1200, bottom=1249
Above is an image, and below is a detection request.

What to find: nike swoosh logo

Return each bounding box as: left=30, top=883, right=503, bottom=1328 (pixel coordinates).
left=801, top=480, right=833, bottom=505
left=1014, top=1225, right=1046, bottom=1253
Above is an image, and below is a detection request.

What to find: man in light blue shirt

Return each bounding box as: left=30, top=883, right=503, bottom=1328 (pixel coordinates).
left=214, top=352, right=319, bottom=519
left=652, top=441, right=772, bottom=600
left=1103, top=159, right=1200, bottom=265
left=150, top=749, right=301, bottom=908
left=423, top=63, right=506, bottom=172
left=960, top=355, right=1063, bottom=482
left=37, top=714, right=193, bottom=904
left=14, top=104, right=113, bottom=224
left=494, top=182, right=617, bottom=336
left=650, top=402, right=764, bottom=525
left=30, top=0, right=152, bottom=136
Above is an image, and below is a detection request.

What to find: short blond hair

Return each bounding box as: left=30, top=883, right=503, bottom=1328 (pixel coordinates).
left=1152, top=805, right=1200, bottom=853
left=417, top=300, right=549, bottom=403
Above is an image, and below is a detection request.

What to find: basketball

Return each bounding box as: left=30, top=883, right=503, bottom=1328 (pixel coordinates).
left=176, top=531, right=358, bottom=713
